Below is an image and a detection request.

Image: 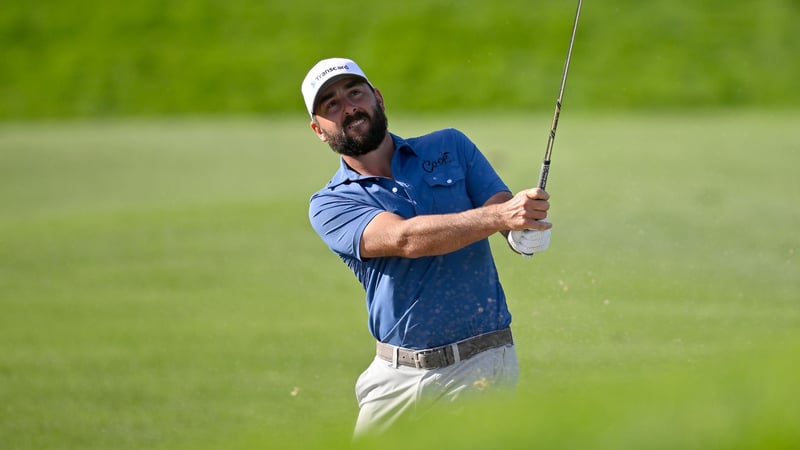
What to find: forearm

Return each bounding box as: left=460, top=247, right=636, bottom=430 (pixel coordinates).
left=361, top=192, right=512, bottom=259
left=395, top=208, right=502, bottom=258
left=360, top=189, right=549, bottom=259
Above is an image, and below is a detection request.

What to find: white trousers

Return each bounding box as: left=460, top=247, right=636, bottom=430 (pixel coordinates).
left=353, top=344, right=518, bottom=437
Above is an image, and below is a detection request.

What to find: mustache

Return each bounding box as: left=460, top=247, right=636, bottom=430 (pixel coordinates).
left=342, top=111, right=370, bottom=129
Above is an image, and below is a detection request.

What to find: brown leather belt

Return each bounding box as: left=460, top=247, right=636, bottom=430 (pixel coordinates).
left=376, top=328, right=513, bottom=370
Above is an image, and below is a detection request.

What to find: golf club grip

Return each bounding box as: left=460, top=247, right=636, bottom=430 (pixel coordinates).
left=538, top=161, right=550, bottom=189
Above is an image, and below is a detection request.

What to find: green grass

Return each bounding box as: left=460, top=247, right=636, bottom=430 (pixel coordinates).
left=1, top=111, right=798, bottom=449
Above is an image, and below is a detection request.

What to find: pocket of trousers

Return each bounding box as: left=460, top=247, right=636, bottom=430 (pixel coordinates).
left=355, top=357, right=382, bottom=405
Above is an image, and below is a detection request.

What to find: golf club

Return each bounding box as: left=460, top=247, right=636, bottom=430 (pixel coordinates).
left=538, top=0, right=583, bottom=190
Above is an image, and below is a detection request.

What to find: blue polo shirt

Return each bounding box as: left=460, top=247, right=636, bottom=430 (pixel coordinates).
left=309, top=129, right=512, bottom=350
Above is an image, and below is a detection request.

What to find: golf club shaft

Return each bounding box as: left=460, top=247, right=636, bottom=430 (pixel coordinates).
left=538, top=0, right=582, bottom=190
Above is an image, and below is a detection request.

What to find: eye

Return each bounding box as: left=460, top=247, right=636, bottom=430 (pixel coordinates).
left=322, top=99, right=340, bottom=114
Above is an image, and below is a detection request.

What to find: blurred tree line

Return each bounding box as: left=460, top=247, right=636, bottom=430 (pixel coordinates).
left=1, top=0, right=798, bottom=119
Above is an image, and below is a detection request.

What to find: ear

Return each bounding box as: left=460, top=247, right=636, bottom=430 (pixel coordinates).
left=310, top=120, right=328, bottom=142
left=374, top=88, right=386, bottom=111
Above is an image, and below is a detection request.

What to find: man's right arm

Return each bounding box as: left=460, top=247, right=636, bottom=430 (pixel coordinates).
left=359, top=188, right=551, bottom=259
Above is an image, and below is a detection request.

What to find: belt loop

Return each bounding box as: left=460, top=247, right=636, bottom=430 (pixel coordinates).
left=450, top=343, right=461, bottom=364
left=392, top=346, right=399, bottom=369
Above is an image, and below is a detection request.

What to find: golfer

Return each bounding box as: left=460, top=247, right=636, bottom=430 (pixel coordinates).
left=301, top=57, right=552, bottom=436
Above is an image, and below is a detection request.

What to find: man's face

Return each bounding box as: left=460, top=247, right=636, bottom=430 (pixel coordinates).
left=311, top=77, right=388, bottom=157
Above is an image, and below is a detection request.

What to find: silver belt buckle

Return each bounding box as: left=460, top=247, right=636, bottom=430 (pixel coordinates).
left=413, top=351, right=424, bottom=369
left=450, top=343, right=461, bottom=364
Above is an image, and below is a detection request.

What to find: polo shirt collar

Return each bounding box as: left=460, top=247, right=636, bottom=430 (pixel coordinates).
left=391, top=133, right=417, bottom=156
left=325, top=133, right=417, bottom=188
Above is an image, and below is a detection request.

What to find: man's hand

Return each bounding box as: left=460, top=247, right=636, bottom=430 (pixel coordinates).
left=499, top=188, right=553, bottom=258
left=508, top=223, right=551, bottom=258
left=498, top=188, right=551, bottom=230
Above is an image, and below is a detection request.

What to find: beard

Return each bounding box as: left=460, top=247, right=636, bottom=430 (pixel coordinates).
left=321, top=103, right=388, bottom=157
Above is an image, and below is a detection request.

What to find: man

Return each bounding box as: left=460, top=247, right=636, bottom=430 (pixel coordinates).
left=301, top=57, right=552, bottom=436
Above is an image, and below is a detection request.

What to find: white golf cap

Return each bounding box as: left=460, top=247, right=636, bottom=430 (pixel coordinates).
left=301, top=57, right=372, bottom=117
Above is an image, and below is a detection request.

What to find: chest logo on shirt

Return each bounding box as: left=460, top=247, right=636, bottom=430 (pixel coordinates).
left=422, top=152, right=452, bottom=173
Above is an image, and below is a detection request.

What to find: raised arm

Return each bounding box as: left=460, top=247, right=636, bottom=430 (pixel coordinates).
left=359, top=188, right=551, bottom=259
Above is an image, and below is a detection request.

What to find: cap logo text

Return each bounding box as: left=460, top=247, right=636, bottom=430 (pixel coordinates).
left=315, top=65, right=350, bottom=83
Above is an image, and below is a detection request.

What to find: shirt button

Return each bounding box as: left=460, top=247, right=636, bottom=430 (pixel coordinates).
left=392, top=187, right=398, bottom=193
left=446, top=179, right=453, bottom=184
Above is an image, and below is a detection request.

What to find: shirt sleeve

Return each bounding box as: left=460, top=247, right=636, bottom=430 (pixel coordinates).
left=309, top=190, right=383, bottom=261
left=453, top=129, right=510, bottom=206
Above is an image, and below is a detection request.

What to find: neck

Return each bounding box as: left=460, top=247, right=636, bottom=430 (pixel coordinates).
left=342, top=133, right=395, bottom=178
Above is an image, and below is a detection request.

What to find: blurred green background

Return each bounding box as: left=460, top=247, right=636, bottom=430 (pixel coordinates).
left=2, top=1, right=799, bottom=449
left=2, top=0, right=799, bottom=119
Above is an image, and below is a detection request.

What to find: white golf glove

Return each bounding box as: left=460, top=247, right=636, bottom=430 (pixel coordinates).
left=507, top=224, right=551, bottom=258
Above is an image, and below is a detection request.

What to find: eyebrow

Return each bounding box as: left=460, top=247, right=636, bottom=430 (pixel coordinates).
left=316, top=79, right=368, bottom=110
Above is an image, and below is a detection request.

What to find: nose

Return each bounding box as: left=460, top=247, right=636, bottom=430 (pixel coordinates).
left=343, top=99, right=359, bottom=115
